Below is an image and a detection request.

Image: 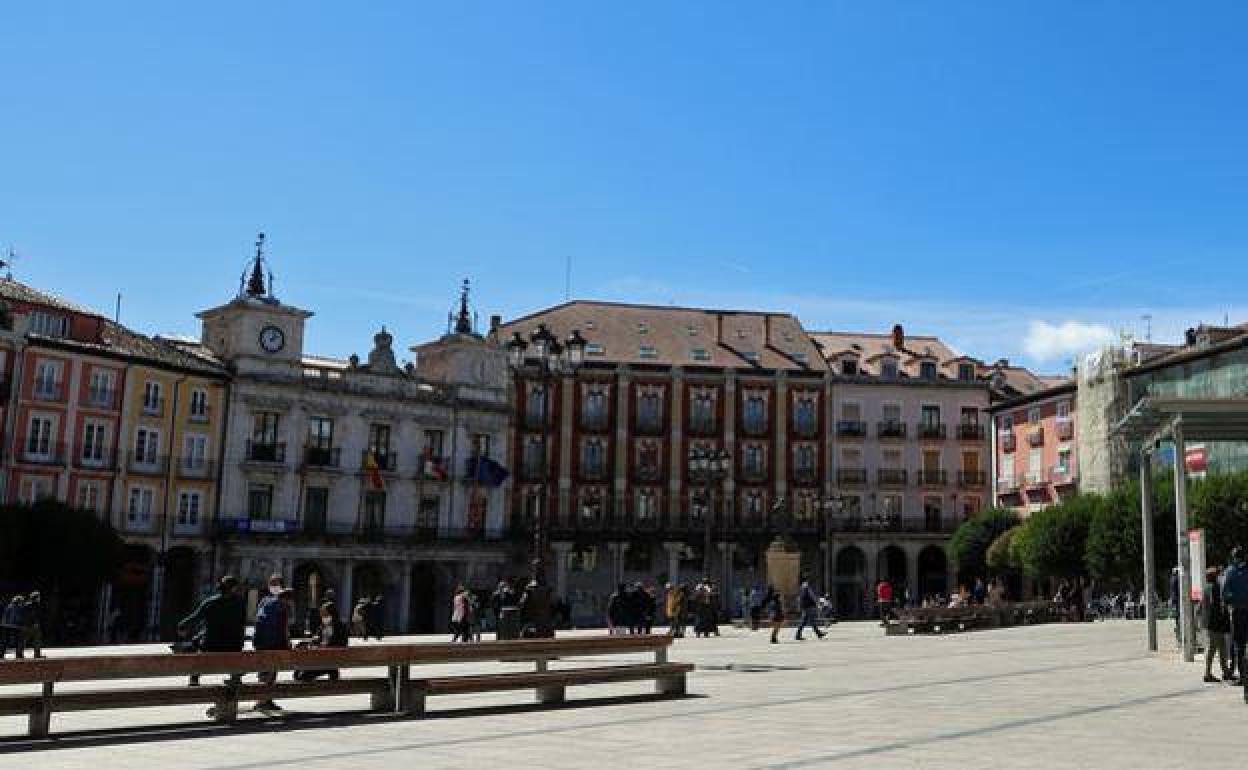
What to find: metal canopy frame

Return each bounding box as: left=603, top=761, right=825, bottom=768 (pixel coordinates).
left=1113, top=397, right=1248, bottom=659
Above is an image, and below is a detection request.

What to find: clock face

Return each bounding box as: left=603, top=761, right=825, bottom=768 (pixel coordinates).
left=259, top=325, right=285, bottom=353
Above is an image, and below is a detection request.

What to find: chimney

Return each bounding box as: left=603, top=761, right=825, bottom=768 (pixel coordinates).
left=995, top=358, right=1010, bottom=369
left=1184, top=328, right=1197, bottom=346
left=891, top=324, right=905, bottom=350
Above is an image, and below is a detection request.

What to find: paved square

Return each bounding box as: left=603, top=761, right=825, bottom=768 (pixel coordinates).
left=0, top=621, right=1235, bottom=769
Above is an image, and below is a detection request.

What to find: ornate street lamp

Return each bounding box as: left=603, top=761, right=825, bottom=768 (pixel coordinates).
left=687, top=446, right=732, bottom=580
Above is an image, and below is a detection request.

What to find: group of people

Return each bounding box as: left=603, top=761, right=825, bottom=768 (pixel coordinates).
left=607, top=582, right=658, bottom=635
left=0, top=591, right=43, bottom=659
left=350, top=596, right=385, bottom=640
left=451, top=576, right=563, bottom=642
left=1198, top=549, right=1248, bottom=699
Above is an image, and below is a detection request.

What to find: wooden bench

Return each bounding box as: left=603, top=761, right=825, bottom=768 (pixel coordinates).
left=0, top=635, right=691, bottom=738
left=886, top=602, right=1063, bottom=635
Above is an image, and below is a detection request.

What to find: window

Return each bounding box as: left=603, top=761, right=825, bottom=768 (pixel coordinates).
left=841, top=402, right=861, bottom=420
left=1027, top=407, right=1041, bottom=423
left=416, top=496, right=439, bottom=529
left=793, top=396, right=817, bottom=436
left=637, top=392, right=662, bottom=432
left=189, top=389, right=209, bottom=419
left=523, top=490, right=543, bottom=521
left=690, top=348, right=711, bottom=362
left=362, top=491, right=386, bottom=531
left=841, top=359, right=858, bottom=376
left=882, top=403, right=902, bottom=424
left=307, top=416, right=334, bottom=449
left=585, top=342, right=605, bottom=355
left=920, top=361, right=938, bottom=380
left=882, top=494, right=903, bottom=517
left=579, top=492, right=603, bottom=523
left=88, top=370, right=115, bottom=406
left=523, top=438, right=546, bottom=477
left=423, top=429, right=445, bottom=457
left=581, top=439, right=606, bottom=478
left=127, top=486, right=154, bottom=525
left=921, top=405, right=941, bottom=426
left=583, top=388, right=608, bottom=429
left=526, top=386, right=547, bottom=425
left=924, top=496, right=943, bottom=529
left=958, top=363, right=976, bottom=382
left=690, top=390, right=716, bottom=433
left=472, top=433, right=491, bottom=459
left=134, top=427, right=160, bottom=465
left=637, top=322, right=649, bottom=335
left=252, top=412, right=280, bottom=444
left=743, top=395, right=767, bottom=434
left=1001, top=414, right=1014, bottom=431
left=841, top=448, right=862, bottom=466
left=82, top=421, right=109, bottom=464
left=743, top=444, right=765, bottom=477
left=20, top=477, right=53, bottom=504
left=1056, top=448, right=1072, bottom=474
left=880, top=358, right=899, bottom=379
left=142, top=381, right=163, bottom=414
left=183, top=434, right=208, bottom=471
left=26, top=416, right=53, bottom=457
left=1057, top=400, right=1071, bottom=419
left=922, top=449, right=941, bottom=473
left=686, top=324, right=698, bottom=336
left=76, top=480, right=102, bottom=513
left=304, top=486, right=329, bottom=531
left=34, top=360, right=62, bottom=398
left=744, top=491, right=764, bottom=517
left=794, top=444, right=816, bottom=475
left=1028, top=447, right=1043, bottom=478
left=882, top=448, right=902, bottom=468
left=960, top=407, right=979, bottom=426
left=368, top=423, right=392, bottom=457
left=29, top=311, right=69, bottom=337
left=741, top=351, right=759, bottom=363
left=639, top=345, right=658, bottom=359
left=636, top=488, right=657, bottom=520
left=1001, top=454, right=1015, bottom=482
left=248, top=483, right=274, bottom=519
left=177, top=491, right=202, bottom=528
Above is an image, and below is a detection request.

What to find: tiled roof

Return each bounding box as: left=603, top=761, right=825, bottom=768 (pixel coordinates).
left=810, top=329, right=980, bottom=382
left=500, top=300, right=826, bottom=371
left=35, top=322, right=228, bottom=376
left=0, top=277, right=104, bottom=318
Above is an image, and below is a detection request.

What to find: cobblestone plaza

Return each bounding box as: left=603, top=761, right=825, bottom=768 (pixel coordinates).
left=0, top=621, right=1234, bottom=769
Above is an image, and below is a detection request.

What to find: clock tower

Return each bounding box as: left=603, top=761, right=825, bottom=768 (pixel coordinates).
left=197, top=233, right=312, bottom=375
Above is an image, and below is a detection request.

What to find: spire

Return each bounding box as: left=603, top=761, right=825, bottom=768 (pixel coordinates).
left=245, top=232, right=268, bottom=298
left=454, top=278, right=473, bottom=335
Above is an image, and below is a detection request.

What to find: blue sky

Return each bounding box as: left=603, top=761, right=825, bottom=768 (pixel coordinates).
left=4, top=2, right=1247, bottom=372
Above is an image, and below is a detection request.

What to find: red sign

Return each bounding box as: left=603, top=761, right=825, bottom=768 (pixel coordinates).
left=1186, top=447, right=1208, bottom=474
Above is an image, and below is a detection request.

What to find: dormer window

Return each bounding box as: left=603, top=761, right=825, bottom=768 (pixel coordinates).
left=586, top=343, right=605, bottom=355
left=637, top=322, right=649, bottom=335
left=791, top=352, right=808, bottom=364
left=958, top=363, right=976, bottom=382
left=29, top=311, right=69, bottom=338
left=742, top=351, right=759, bottom=364
left=639, top=345, right=658, bottom=360
left=686, top=324, right=698, bottom=336
left=690, top=348, right=711, bottom=362
left=881, top=359, right=899, bottom=379
left=920, top=361, right=938, bottom=380
left=841, top=359, right=858, bottom=376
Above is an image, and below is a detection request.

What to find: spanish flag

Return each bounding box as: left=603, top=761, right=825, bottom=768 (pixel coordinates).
left=364, top=451, right=386, bottom=491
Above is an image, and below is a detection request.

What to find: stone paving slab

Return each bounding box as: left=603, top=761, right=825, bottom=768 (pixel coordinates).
left=0, top=621, right=1234, bottom=769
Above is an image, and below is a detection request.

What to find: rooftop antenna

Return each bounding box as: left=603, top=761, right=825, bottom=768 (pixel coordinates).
left=0, top=247, right=17, bottom=280
left=1142, top=314, right=1153, bottom=342
left=115, top=293, right=121, bottom=324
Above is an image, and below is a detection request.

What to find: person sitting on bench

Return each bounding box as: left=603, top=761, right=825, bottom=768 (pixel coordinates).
left=295, top=602, right=349, bottom=682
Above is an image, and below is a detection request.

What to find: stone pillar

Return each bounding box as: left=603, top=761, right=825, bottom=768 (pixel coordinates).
left=281, top=558, right=294, bottom=589
left=723, top=373, right=737, bottom=520
left=606, top=542, right=627, bottom=586
left=552, top=541, right=573, bottom=599
left=663, top=541, right=683, bottom=585
left=669, top=368, right=685, bottom=528
left=718, top=542, right=736, bottom=618
left=557, top=374, right=576, bottom=523
left=905, top=543, right=921, bottom=605
left=615, top=367, right=631, bottom=519
left=398, top=561, right=412, bottom=634
left=774, top=371, right=788, bottom=507
left=340, top=559, right=355, bottom=622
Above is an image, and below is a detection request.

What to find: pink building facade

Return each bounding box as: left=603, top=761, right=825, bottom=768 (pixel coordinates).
left=989, top=382, right=1077, bottom=514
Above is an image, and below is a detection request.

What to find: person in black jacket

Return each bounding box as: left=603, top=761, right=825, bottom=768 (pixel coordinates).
left=177, top=576, right=246, bottom=687
left=1204, top=566, right=1232, bottom=683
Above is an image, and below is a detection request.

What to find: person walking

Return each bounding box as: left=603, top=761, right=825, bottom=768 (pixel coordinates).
left=367, top=596, right=385, bottom=640
left=177, top=576, right=246, bottom=696
left=451, top=585, right=470, bottom=642
left=352, top=597, right=371, bottom=639
left=639, top=584, right=656, bottom=634
left=21, top=592, right=44, bottom=659
left=1220, top=548, right=1248, bottom=696
left=252, top=587, right=295, bottom=712
left=1203, top=566, right=1232, bottom=683
left=766, top=586, right=785, bottom=644
left=607, top=583, right=627, bottom=635
left=795, top=578, right=825, bottom=641
left=748, top=586, right=762, bottom=631
left=1, top=595, right=26, bottom=659
left=876, top=579, right=894, bottom=627
left=665, top=583, right=686, bottom=638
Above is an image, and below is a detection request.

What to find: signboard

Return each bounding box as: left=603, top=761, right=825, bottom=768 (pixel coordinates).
left=1189, top=529, right=1206, bottom=602
left=1186, top=446, right=1208, bottom=475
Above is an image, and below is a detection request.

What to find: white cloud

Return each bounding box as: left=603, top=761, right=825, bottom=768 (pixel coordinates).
left=1022, top=320, right=1117, bottom=362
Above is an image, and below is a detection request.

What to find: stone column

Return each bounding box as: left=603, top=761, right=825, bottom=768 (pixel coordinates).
left=557, top=375, right=575, bottom=524
left=340, top=559, right=355, bottom=622
left=723, top=373, right=737, bottom=520
left=774, top=371, right=788, bottom=508
left=718, top=542, right=736, bottom=618
left=552, top=541, right=573, bottom=599
left=614, top=367, right=631, bottom=519
left=824, top=373, right=836, bottom=499
left=663, top=541, right=684, bottom=585
left=905, top=543, right=921, bottom=603
left=398, top=561, right=412, bottom=634
left=669, top=368, right=685, bottom=529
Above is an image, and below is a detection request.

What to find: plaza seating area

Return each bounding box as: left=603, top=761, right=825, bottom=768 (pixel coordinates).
left=885, top=600, right=1064, bottom=635
left=0, top=635, right=691, bottom=739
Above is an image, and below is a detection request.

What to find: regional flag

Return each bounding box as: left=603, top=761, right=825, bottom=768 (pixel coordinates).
left=422, top=446, right=448, bottom=481
left=364, top=451, right=386, bottom=491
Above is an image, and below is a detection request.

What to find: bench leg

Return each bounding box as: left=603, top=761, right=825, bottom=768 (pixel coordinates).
left=657, top=673, right=686, bottom=696
left=28, top=682, right=53, bottom=738
left=392, top=665, right=414, bottom=715
left=536, top=685, right=565, bottom=705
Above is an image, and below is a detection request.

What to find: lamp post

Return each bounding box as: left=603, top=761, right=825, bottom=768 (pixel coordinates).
left=863, top=504, right=900, bottom=615
left=687, top=446, right=732, bottom=581
left=506, top=323, right=586, bottom=585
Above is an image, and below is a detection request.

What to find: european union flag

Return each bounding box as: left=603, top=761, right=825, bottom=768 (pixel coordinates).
left=472, top=456, right=510, bottom=487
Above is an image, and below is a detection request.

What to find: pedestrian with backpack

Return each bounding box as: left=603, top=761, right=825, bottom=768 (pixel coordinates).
left=252, top=587, right=294, bottom=712
left=1220, top=547, right=1248, bottom=698
left=794, top=578, right=825, bottom=641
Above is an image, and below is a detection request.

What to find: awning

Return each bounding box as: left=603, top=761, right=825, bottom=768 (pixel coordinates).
left=1113, top=397, right=1248, bottom=445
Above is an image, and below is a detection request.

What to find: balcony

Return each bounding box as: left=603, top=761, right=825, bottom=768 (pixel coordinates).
left=141, top=397, right=166, bottom=418
left=836, top=420, right=866, bottom=438
left=85, top=388, right=116, bottom=409
left=877, top=420, right=907, bottom=440
left=740, top=465, right=768, bottom=484
left=245, top=441, right=287, bottom=464
left=1000, top=432, right=1016, bottom=452
left=741, top=418, right=768, bottom=438
left=360, top=450, right=397, bottom=472
left=127, top=451, right=169, bottom=475
left=877, top=468, right=907, bottom=486
left=917, top=422, right=947, bottom=441
left=1027, top=426, right=1045, bottom=446
left=791, top=419, right=819, bottom=440
left=792, top=467, right=819, bottom=486
left=917, top=469, right=948, bottom=487
left=215, top=517, right=302, bottom=536
left=956, top=423, right=985, bottom=441
left=1023, top=469, right=1048, bottom=488
left=177, top=457, right=215, bottom=479
left=419, top=455, right=449, bottom=481
left=635, top=417, right=665, bottom=437
left=523, top=411, right=551, bottom=431
left=23, top=442, right=67, bottom=466
left=634, top=464, right=662, bottom=484
left=837, top=467, right=867, bottom=486
left=74, top=448, right=118, bottom=471
left=1051, top=465, right=1076, bottom=486
left=688, top=417, right=717, bottom=437
left=303, top=446, right=342, bottom=469
left=189, top=406, right=211, bottom=424
left=957, top=470, right=988, bottom=488
left=996, top=476, right=1020, bottom=495
left=33, top=381, right=65, bottom=402
left=1056, top=418, right=1074, bottom=441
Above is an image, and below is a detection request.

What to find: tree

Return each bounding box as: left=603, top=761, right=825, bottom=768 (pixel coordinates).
left=986, top=525, right=1022, bottom=572
left=1014, top=495, right=1096, bottom=578
left=948, top=507, right=1020, bottom=580
left=1189, top=469, right=1248, bottom=566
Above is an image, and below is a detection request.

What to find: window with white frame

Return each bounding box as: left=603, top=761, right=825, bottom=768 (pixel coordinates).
left=1027, top=406, right=1041, bottom=423
left=1001, top=454, right=1015, bottom=482
left=880, top=358, right=899, bottom=379
left=88, top=369, right=115, bottom=406
left=20, top=477, right=53, bottom=503
left=189, top=389, right=209, bottom=419
left=177, top=490, right=202, bottom=528
left=26, top=415, right=54, bottom=458
left=1057, top=400, right=1071, bottom=419
left=882, top=494, right=903, bottom=517
left=183, top=434, right=208, bottom=471
left=1056, top=448, right=1072, bottom=474
left=34, top=360, right=62, bottom=398
left=81, top=420, right=109, bottom=465
left=143, top=381, right=163, bottom=414
left=76, top=480, right=103, bottom=513
left=1028, top=447, right=1043, bottom=479
left=882, top=403, right=901, bottom=423
left=134, top=427, right=160, bottom=465
left=635, top=488, right=657, bottom=520
left=127, top=486, right=154, bottom=525
left=29, top=311, right=69, bottom=338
